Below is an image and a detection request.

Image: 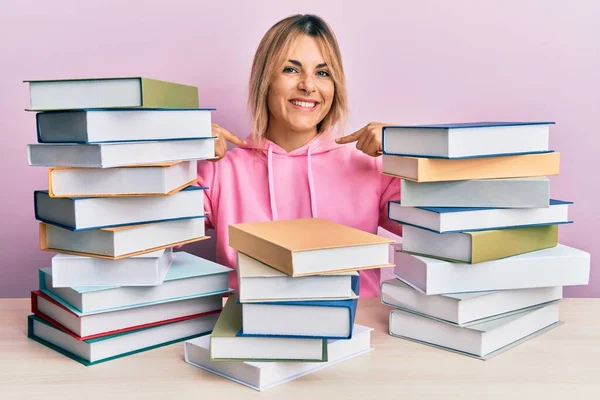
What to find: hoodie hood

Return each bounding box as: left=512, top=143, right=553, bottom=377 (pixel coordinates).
left=239, top=132, right=342, bottom=221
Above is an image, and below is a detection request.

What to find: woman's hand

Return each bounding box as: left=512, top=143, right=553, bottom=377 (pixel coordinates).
left=210, top=123, right=247, bottom=162
left=335, top=122, right=387, bottom=157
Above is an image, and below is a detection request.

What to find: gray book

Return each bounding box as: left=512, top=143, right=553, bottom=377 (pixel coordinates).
left=400, top=177, right=550, bottom=208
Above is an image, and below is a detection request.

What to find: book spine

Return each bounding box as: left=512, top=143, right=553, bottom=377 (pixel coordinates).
left=141, top=78, right=199, bottom=108
left=470, top=225, right=559, bottom=263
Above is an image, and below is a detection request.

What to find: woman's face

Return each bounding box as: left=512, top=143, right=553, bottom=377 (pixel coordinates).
left=267, top=35, right=335, bottom=135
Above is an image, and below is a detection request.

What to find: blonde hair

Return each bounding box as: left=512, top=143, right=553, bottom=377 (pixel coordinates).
left=248, top=14, right=347, bottom=145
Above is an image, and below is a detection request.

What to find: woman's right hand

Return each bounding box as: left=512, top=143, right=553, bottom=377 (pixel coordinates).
left=210, top=123, right=247, bottom=162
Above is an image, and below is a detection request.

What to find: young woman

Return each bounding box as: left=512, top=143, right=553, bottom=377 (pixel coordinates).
left=198, top=14, right=401, bottom=296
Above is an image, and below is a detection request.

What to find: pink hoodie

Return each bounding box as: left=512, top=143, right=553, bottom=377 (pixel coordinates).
left=196, top=132, right=401, bottom=297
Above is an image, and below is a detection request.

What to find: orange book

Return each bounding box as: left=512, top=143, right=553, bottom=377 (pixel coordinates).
left=382, top=152, right=560, bottom=182
left=228, top=218, right=393, bottom=277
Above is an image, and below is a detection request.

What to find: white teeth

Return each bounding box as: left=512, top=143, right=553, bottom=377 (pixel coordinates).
left=291, top=100, right=317, bottom=108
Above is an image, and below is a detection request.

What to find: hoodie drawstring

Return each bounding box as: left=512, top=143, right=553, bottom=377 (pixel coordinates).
left=267, top=143, right=279, bottom=221
left=266, top=142, right=318, bottom=221
left=307, top=145, right=318, bottom=218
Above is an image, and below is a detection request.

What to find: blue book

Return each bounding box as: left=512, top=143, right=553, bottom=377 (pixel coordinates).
left=388, top=199, right=573, bottom=233
left=36, top=108, right=215, bottom=144
left=27, top=313, right=216, bottom=366
left=382, top=121, right=554, bottom=159
left=40, top=252, right=233, bottom=314
left=34, top=186, right=207, bottom=231
left=237, top=276, right=360, bottom=339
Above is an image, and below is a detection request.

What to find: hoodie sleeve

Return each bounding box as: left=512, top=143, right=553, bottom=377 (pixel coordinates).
left=197, top=160, right=218, bottom=230
left=378, top=166, right=402, bottom=236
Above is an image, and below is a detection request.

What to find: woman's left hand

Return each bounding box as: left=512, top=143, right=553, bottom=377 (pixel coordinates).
left=335, top=122, right=387, bottom=157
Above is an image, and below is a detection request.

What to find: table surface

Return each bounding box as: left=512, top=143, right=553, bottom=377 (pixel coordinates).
left=1, top=297, right=599, bottom=399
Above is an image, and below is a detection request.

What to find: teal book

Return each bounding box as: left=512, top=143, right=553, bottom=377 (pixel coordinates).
left=40, top=251, right=232, bottom=314
left=28, top=313, right=217, bottom=366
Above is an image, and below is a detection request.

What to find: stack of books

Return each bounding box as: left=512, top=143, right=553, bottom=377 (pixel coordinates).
left=380, top=122, right=591, bottom=360
left=24, top=76, right=233, bottom=365
left=184, top=218, right=393, bottom=391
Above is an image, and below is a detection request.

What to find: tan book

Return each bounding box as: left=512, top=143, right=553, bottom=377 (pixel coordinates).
left=228, top=218, right=393, bottom=277
left=383, top=152, right=560, bottom=182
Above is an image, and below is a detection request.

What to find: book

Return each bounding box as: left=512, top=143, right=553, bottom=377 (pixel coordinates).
left=401, top=224, right=559, bottom=263
left=31, top=290, right=222, bottom=339
left=209, top=294, right=327, bottom=362
left=39, top=251, right=232, bottom=313
left=184, top=324, right=373, bottom=391
left=229, top=218, right=393, bottom=277
left=237, top=252, right=358, bottom=302
left=239, top=277, right=358, bottom=339
left=36, top=109, right=213, bottom=143
left=394, top=244, right=590, bottom=295
left=389, top=302, right=561, bottom=360
left=35, top=186, right=206, bottom=231
left=48, top=161, right=198, bottom=198
left=382, top=122, right=552, bottom=158
left=27, top=138, right=216, bottom=168
left=39, top=217, right=207, bottom=259
left=381, top=279, right=563, bottom=326
left=388, top=199, right=571, bottom=233
left=25, top=77, right=199, bottom=111
left=28, top=312, right=217, bottom=366
left=382, top=152, right=560, bottom=182
left=51, top=248, right=173, bottom=287
left=399, top=177, right=551, bottom=208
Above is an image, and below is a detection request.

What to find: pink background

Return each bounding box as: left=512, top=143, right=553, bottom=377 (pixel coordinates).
left=1, top=0, right=598, bottom=297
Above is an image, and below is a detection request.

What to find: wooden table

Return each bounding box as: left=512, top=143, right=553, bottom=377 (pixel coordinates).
left=1, top=298, right=599, bottom=399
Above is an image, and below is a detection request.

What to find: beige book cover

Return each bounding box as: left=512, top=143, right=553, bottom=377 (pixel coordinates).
left=229, top=218, right=394, bottom=277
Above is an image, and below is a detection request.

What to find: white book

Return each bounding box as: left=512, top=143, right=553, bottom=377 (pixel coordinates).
left=389, top=302, right=560, bottom=359
left=41, top=217, right=206, bottom=259
left=184, top=324, right=373, bottom=391
left=51, top=249, right=173, bottom=287
left=394, top=244, right=590, bottom=295
left=29, top=313, right=218, bottom=365
left=36, top=109, right=212, bottom=143
left=49, top=161, right=197, bottom=198
left=388, top=199, right=571, bottom=233
left=240, top=297, right=357, bottom=339
left=381, top=279, right=563, bottom=326
left=40, top=252, right=232, bottom=313
left=34, top=291, right=223, bottom=338
left=400, top=177, right=551, bottom=208
left=237, top=253, right=358, bottom=303
left=25, top=77, right=198, bottom=110
left=27, top=138, right=215, bottom=168
left=382, top=122, right=551, bottom=158
left=35, top=186, right=205, bottom=231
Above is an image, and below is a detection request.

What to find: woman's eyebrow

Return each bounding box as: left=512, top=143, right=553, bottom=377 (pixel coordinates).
left=288, top=59, right=328, bottom=68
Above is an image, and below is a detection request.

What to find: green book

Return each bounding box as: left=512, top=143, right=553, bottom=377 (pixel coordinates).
left=25, top=77, right=199, bottom=110
left=210, top=293, right=327, bottom=362
left=402, top=224, right=559, bottom=263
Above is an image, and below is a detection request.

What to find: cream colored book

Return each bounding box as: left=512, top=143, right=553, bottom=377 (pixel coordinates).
left=229, top=218, right=393, bottom=277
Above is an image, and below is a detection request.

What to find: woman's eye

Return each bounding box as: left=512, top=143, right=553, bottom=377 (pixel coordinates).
left=283, top=67, right=297, bottom=73
left=317, top=70, right=330, bottom=77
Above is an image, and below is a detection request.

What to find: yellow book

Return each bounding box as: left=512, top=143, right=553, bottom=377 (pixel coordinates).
left=383, top=152, right=560, bottom=182
left=402, top=224, right=559, bottom=263
left=229, top=218, right=393, bottom=277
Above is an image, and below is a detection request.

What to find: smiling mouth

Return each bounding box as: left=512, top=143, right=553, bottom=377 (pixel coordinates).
left=289, top=100, right=319, bottom=110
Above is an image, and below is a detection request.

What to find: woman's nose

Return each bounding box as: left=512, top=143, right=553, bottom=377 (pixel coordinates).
left=298, top=74, right=316, bottom=94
